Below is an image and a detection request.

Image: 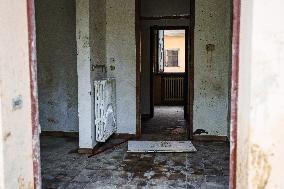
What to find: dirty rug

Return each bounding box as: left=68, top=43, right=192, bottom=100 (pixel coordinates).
left=128, top=141, right=197, bottom=153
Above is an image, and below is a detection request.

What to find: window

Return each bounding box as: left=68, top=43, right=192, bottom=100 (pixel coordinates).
left=165, top=50, right=179, bottom=67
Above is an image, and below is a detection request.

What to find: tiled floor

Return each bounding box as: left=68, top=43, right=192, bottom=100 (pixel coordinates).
left=41, top=106, right=229, bottom=189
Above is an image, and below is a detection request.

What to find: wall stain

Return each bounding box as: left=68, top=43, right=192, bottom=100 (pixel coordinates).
left=4, top=132, right=12, bottom=141
left=250, top=144, right=272, bottom=189
left=18, top=176, right=33, bottom=189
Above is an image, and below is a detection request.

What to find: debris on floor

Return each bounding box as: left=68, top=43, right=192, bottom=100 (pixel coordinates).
left=41, top=107, right=229, bottom=188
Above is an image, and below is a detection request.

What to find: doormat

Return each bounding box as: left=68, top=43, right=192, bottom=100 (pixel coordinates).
left=127, top=141, right=197, bottom=153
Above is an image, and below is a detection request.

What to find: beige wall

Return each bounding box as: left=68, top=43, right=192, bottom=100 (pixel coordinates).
left=237, top=0, right=284, bottom=188
left=164, top=35, right=186, bottom=73
left=0, top=1, right=36, bottom=188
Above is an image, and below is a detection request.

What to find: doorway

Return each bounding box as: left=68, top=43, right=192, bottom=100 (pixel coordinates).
left=141, top=26, right=191, bottom=141
left=22, top=0, right=235, bottom=187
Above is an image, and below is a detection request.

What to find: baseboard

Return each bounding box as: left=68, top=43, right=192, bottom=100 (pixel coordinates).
left=78, top=133, right=135, bottom=154
left=113, top=133, right=136, bottom=139
left=193, top=135, right=228, bottom=142
left=78, top=148, right=93, bottom=154
left=41, top=131, right=79, bottom=138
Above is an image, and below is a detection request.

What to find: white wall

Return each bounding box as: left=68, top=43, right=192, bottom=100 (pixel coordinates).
left=77, top=0, right=136, bottom=148
left=35, top=0, right=78, bottom=133
left=193, top=0, right=232, bottom=136
left=90, top=0, right=107, bottom=80
left=0, top=1, right=36, bottom=188
left=106, top=0, right=136, bottom=134
left=76, top=0, right=96, bottom=148
left=237, top=0, right=284, bottom=188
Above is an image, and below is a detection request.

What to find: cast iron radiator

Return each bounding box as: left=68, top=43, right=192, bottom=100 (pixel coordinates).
left=162, top=74, right=184, bottom=104
left=94, top=78, right=117, bottom=142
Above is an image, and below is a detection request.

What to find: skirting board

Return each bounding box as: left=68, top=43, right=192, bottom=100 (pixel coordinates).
left=113, top=133, right=136, bottom=139
left=78, top=133, right=135, bottom=154
left=41, top=131, right=79, bottom=138
left=193, top=135, right=228, bottom=142
left=78, top=148, right=93, bottom=154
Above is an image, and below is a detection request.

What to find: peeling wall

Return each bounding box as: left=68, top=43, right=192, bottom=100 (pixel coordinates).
left=77, top=0, right=136, bottom=147
left=0, top=1, right=35, bottom=188
left=193, top=0, right=232, bottom=136
left=237, top=0, right=284, bottom=188
left=35, top=0, right=79, bottom=132
left=106, top=0, right=136, bottom=134
left=90, top=0, right=107, bottom=80
left=76, top=0, right=96, bottom=148
left=140, top=0, right=190, bottom=115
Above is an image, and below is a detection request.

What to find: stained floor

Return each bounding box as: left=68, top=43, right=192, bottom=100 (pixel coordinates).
left=41, top=106, right=230, bottom=189
left=141, top=106, right=188, bottom=141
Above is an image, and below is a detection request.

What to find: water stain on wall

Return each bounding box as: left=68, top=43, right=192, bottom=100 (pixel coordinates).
left=250, top=144, right=272, bottom=189
left=3, top=132, right=12, bottom=141
left=18, top=176, right=33, bottom=189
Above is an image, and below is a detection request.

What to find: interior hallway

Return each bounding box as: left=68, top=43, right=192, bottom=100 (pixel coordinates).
left=41, top=106, right=229, bottom=188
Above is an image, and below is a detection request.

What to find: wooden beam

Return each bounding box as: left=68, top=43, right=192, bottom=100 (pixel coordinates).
left=136, top=0, right=142, bottom=138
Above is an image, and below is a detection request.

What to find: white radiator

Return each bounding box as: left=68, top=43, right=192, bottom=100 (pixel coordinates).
left=94, top=78, right=116, bottom=142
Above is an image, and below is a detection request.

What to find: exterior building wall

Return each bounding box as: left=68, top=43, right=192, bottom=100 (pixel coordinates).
left=164, top=35, right=186, bottom=73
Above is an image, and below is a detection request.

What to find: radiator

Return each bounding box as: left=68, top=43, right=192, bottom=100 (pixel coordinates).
left=163, top=76, right=184, bottom=102
left=94, top=78, right=116, bottom=142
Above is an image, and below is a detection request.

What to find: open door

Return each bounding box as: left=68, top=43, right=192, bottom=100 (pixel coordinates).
left=150, top=28, right=159, bottom=117
left=158, top=30, right=165, bottom=73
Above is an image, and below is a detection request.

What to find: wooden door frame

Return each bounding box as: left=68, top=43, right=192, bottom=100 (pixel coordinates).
left=229, top=0, right=241, bottom=188
left=135, top=0, right=142, bottom=138
left=27, top=0, right=41, bottom=188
